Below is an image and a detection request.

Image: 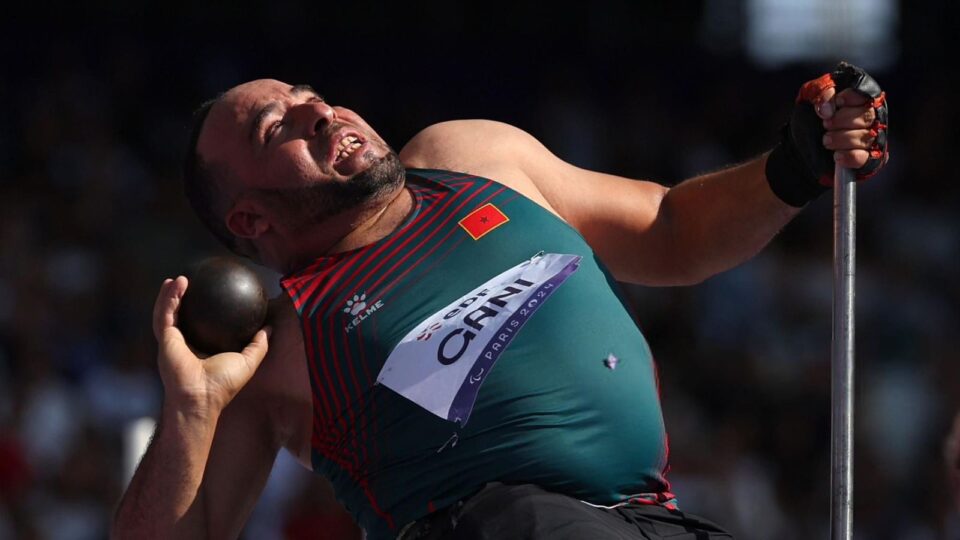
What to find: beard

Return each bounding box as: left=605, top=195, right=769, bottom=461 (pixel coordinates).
left=255, top=150, right=406, bottom=230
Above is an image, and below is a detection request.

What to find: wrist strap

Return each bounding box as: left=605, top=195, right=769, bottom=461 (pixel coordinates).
left=766, top=134, right=830, bottom=208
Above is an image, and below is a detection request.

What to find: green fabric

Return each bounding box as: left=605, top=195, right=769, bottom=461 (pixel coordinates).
left=281, top=169, right=669, bottom=539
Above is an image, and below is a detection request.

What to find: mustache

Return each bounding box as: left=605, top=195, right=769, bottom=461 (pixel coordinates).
left=319, top=121, right=347, bottom=140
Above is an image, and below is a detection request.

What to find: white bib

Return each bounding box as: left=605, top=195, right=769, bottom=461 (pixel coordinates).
left=377, top=253, right=581, bottom=426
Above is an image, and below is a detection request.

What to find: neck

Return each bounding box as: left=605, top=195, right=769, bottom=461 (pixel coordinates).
left=328, top=185, right=414, bottom=253
left=279, top=183, right=414, bottom=273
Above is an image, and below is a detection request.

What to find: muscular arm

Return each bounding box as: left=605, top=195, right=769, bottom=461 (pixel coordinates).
left=569, top=152, right=799, bottom=285
left=113, top=281, right=309, bottom=539
left=401, top=75, right=880, bottom=286
left=113, top=394, right=281, bottom=539
left=401, top=120, right=797, bottom=286
left=114, top=402, right=222, bottom=537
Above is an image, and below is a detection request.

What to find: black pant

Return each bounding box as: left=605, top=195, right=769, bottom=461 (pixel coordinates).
left=398, top=483, right=733, bottom=539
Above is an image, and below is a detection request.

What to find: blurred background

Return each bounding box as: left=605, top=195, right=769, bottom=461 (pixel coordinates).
left=0, top=1, right=957, bottom=538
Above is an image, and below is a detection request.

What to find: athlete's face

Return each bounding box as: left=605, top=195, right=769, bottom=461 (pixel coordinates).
left=198, top=79, right=403, bottom=231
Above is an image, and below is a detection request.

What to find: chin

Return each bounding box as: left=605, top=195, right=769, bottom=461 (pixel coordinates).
left=262, top=150, right=406, bottom=230
left=354, top=150, right=405, bottom=195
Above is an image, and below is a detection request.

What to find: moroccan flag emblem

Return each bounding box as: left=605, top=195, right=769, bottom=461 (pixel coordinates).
left=458, top=203, right=509, bottom=240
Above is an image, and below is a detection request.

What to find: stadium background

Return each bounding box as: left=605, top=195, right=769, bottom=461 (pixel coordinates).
left=0, top=2, right=957, bottom=538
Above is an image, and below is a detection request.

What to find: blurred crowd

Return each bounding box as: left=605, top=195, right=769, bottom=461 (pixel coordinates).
left=1, top=3, right=957, bottom=539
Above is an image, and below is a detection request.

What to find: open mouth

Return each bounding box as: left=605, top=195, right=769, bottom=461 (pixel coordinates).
left=332, top=133, right=365, bottom=164
left=327, top=130, right=374, bottom=176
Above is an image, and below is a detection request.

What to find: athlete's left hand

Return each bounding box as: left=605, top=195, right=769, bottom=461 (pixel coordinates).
left=797, top=62, right=890, bottom=180
left=766, top=62, right=890, bottom=207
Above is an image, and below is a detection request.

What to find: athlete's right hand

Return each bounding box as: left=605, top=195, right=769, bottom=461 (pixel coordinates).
left=152, top=276, right=270, bottom=417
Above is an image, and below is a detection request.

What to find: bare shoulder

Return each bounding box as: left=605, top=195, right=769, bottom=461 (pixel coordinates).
left=400, top=120, right=671, bottom=273
left=399, top=119, right=531, bottom=169
left=399, top=120, right=561, bottom=215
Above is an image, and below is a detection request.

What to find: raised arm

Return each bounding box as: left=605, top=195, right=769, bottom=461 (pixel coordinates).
left=112, top=277, right=281, bottom=539
left=538, top=151, right=798, bottom=286
left=401, top=64, right=888, bottom=286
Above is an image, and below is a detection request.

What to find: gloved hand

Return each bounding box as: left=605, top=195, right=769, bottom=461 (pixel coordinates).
left=766, top=61, right=890, bottom=207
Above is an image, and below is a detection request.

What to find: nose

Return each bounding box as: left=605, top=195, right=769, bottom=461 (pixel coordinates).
left=289, top=100, right=336, bottom=138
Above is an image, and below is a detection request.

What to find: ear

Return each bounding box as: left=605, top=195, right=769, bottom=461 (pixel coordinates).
left=225, top=198, right=270, bottom=240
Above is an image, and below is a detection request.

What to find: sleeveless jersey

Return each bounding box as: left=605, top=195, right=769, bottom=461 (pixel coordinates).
left=280, top=169, right=670, bottom=539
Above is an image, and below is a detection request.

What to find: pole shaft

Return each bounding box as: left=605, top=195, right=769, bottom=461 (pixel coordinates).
left=830, top=167, right=856, bottom=540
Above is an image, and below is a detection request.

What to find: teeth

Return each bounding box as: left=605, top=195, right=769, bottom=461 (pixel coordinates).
left=335, top=135, right=363, bottom=162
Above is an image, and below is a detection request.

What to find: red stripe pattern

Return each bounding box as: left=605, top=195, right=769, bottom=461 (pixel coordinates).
left=279, top=170, right=511, bottom=534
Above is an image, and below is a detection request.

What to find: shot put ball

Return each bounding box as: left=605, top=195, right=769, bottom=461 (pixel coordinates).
left=177, top=256, right=268, bottom=355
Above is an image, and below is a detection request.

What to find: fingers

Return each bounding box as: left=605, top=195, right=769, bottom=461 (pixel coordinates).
left=822, top=100, right=878, bottom=169
left=823, top=129, right=876, bottom=151
left=814, top=87, right=836, bottom=119
left=823, top=127, right=873, bottom=168
left=239, top=327, right=272, bottom=368
left=152, top=279, right=172, bottom=340
left=814, top=85, right=872, bottom=121
left=835, top=87, right=869, bottom=108
left=833, top=150, right=870, bottom=169
left=795, top=64, right=889, bottom=178
left=798, top=72, right=837, bottom=119
left=198, top=327, right=272, bottom=407
left=153, top=276, right=188, bottom=340
left=824, top=105, right=875, bottom=130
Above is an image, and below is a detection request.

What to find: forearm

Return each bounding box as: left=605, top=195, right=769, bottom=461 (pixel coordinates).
left=656, top=153, right=800, bottom=284
left=112, top=403, right=219, bottom=539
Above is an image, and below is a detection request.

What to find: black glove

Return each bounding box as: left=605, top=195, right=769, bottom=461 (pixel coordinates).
left=766, top=62, right=890, bottom=207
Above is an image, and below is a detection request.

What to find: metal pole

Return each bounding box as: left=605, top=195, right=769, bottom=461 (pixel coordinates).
left=830, top=166, right=856, bottom=540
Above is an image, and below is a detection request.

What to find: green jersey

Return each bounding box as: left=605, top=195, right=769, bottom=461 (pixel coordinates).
left=280, top=169, right=671, bottom=539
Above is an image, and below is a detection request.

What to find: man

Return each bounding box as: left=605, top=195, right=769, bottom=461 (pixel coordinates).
left=112, top=63, right=888, bottom=539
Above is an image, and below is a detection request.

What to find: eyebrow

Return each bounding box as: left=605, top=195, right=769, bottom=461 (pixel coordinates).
left=248, top=84, right=322, bottom=146
left=290, top=84, right=319, bottom=97
left=249, top=102, right=282, bottom=146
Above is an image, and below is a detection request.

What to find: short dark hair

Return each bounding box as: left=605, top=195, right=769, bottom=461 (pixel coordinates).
left=182, top=95, right=249, bottom=256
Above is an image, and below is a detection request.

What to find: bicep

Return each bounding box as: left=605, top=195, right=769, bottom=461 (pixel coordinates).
left=511, top=133, right=677, bottom=284
left=401, top=120, right=675, bottom=284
